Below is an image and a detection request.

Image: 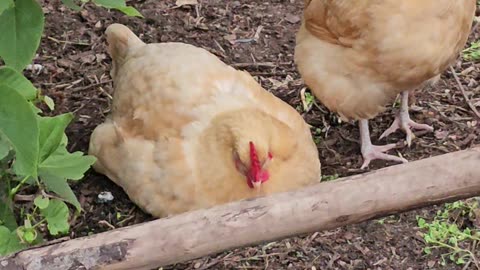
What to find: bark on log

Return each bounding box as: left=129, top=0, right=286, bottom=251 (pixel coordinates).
left=2, top=147, right=480, bottom=270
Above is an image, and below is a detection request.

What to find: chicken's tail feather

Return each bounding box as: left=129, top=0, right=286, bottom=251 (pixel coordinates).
left=105, top=23, right=144, bottom=77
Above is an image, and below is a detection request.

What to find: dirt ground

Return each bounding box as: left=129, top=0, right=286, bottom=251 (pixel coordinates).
left=24, top=0, right=480, bottom=269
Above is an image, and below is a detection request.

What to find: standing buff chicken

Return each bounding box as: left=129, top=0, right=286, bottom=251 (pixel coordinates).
left=295, top=0, right=476, bottom=168
left=88, top=24, right=321, bottom=217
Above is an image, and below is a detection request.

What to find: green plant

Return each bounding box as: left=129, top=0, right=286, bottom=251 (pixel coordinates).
left=463, top=42, right=480, bottom=61
left=301, top=91, right=315, bottom=112
left=61, top=0, right=143, bottom=17
left=417, top=200, right=480, bottom=268
left=0, top=0, right=140, bottom=256
left=0, top=68, right=97, bottom=255
left=321, top=174, right=339, bottom=181
left=312, top=128, right=322, bottom=144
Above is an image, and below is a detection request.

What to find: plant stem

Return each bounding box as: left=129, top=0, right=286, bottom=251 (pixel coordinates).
left=9, top=175, right=31, bottom=199
left=431, top=240, right=477, bottom=266
left=32, top=218, right=46, bottom=229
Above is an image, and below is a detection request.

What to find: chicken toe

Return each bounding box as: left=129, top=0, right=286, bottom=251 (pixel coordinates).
left=379, top=91, right=434, bottom=147
left=360, top=143, right=408, bottom=169
left=359, top=119, right=408, bottom=169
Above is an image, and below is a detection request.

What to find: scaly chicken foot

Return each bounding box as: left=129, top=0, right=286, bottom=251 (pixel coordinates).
left=359, top=119, right=408, bottom=169
left=379, top=91, right=434, bottom=147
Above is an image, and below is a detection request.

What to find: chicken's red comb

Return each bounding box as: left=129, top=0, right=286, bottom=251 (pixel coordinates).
left=249, top=141, right=261, bottom=177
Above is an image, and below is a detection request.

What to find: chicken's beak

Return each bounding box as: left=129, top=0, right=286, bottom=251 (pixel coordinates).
left=252, top=181, right=262, bottom=189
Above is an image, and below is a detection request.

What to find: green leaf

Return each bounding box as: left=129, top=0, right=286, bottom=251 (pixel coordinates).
left=448, top=224, right=459, bottom=233
left=0, top=0, right=14, bottom=16
left=424, top=234, right=432, bottom=243
left=0, top=85, right=39, bottom=178
left=463, top=42, right=480, bottom=61
left=61, top=133, right=69, bottom=146
left=0, top=198, right=17, bottom=230
left=0, top=67, right=38, bottom=100
left=43, top=95, right=55, bottom=111
left=39, top=147, right=96, bottom=181
left=40, top=172, right=81, bottom=212
left=0, top=0, right=45, bottom=71
left=30, top=102, right=42, bottom=114
left=40, top=199, right=69, bottom=235
left=417, top=217, right=426, bottom=228
left=114, top=6, right=143, bottom=17
left=92, top=0, right=143, bottom=17
left=38, top=114, right=73, bottom=163
left=448, top=236, right=457, bottom=245
left=0, top=132, right=11, bottom=160
left=0, top=226, right=25, bottom=256
left=34, top=195, right=49, bottom=210
left=92, top=0, right=122, bottom=6
left=61, top=0, right=82, bottom=11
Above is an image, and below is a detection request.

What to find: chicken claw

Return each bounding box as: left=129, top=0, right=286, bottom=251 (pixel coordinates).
left=359, top=119, right=408, bottom=169
left=379, top=91, right=434, bottom=147
left=360, top=143, right=408, bottom=169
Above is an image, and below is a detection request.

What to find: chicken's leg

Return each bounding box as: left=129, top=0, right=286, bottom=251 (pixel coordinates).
left=359, top=119, right=408, bottom=169
left=379, top=91, right=434, bottom=146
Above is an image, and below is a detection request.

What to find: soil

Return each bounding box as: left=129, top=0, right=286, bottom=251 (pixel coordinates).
left=21, top=0, right=480, bottom=269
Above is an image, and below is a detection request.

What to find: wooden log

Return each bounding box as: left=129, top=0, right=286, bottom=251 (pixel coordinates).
left=2, top=147, right=480, bottom=270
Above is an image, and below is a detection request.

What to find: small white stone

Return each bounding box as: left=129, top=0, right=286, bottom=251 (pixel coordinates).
left=98, top=191, right=114, bottom=202
left=26, top=64, right=44, bottom=75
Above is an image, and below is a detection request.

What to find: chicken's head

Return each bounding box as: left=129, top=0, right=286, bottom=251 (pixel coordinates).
left=234, top=141, right=273, bottom=189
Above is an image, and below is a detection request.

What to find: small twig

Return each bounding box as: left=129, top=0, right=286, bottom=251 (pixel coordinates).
left=303, top=231, right=319, bottom=247
left=253, top=25, right=264, bottom=40
left=196, top=260, right=221, bottom=270
left=195, top=3, right=201, bottom=18
left=13, top=194, right=35, bottom=202
left=312, top=99, right=324, bottom=112
left=47, top=36, right=90, bottom=46
left=470, top=240, right=479, bottom=270
left=449, top=66, right=480, bottom=120
left=231, top=62, right=291, bottom=68
left=63, top=79, right=84, bottom=90
left=50, top=78, right=84, bottom=90
left=213, top=39, right=226, bottom=55
left=41, top=190, right=63, bottom=201
left=70, top=80, right=113, bottom=93
left=98, top=220, right=116, bottom=230
left=98, top=86, right=113, bottom=100
left=116, top=214, right=135, bottom=226
left=336, top=130, right=360, bottom=144
left=250, top=72, right=289, bottom=76
left=461, top=259, right=472, bottom=270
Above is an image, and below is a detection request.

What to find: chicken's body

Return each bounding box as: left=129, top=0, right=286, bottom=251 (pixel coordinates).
left=295, top=0, right=476, bottom=168
left=89, top=24, right=321, bottom=217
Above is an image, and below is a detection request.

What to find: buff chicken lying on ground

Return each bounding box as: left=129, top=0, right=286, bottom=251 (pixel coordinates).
left=89, top=24, right=321, bottom=217
left=295, top=0, right=476, bottom=168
